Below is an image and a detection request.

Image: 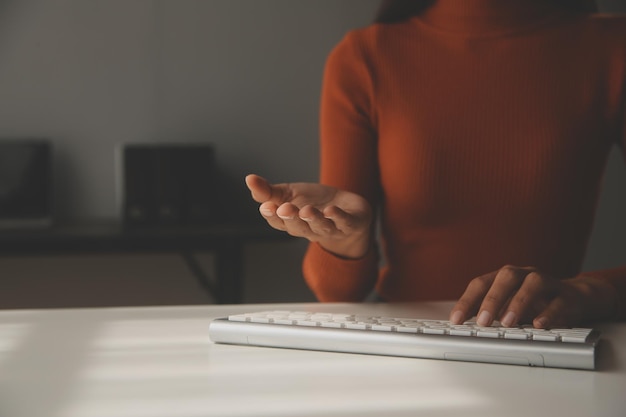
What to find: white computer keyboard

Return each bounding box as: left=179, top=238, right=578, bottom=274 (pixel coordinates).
left=209, top=310, right=601, bottom=370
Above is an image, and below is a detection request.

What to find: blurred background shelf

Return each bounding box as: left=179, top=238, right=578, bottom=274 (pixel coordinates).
left=0, top=219, right=290, bottom=304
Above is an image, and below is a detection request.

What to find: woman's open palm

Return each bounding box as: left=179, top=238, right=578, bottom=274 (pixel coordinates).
left=245, top=174, right=373, bottom=259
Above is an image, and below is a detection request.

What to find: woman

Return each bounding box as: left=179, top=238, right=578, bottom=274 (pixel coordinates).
left=246, top=0, right=626, bottom=329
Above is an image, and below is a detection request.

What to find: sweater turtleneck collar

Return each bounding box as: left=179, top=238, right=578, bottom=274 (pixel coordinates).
left=417, top=0, right=572, bottom=36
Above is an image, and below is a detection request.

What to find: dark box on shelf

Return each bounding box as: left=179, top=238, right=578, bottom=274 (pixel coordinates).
left=0, top=139, right=53, bottom=229
left=118, top=143, right=220, bottom=229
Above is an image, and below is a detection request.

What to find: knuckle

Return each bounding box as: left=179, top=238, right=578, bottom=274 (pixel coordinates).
left=483, top=293, right=501, bottom=304
left=266, top=219, right=286, bottom=231
left=317, top=227, right=333, bottom=235
left=340, top=217, right=355, bottom=231
left=497, top=265, right=520, bottom=280
left=284, top=223, right=308, bottom=237
left=525, top=271, right=545, bottom=287
left=495, top=265, right=533, bottom=291
left=500, top=265, right=519, bottom=274
left=468, top=277, right=490, bottom=292
left=311, top=219, right=334, bottom=236
left=311, top=226, right=332, bottom=237
left=467, top=277, right=492, bottom=294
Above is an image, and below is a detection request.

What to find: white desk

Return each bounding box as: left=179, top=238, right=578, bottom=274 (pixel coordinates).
left=0, top=302, right=624, bottom=417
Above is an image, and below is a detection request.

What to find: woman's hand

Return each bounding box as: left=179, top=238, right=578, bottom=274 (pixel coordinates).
left=449, top=265, right=617, bottom=329
left=245, top=174, right=374, bottom=259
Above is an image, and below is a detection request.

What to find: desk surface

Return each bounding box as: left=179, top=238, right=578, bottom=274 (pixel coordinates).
left=0, top=302, right=624, bottom=417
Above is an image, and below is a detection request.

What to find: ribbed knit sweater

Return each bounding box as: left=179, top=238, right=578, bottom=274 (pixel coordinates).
left=302, top=0, right=626, bottom=304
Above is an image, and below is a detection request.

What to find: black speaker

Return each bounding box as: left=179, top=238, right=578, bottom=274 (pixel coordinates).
left=0, top=139, right=52, bottom=229
left=119, top=143, right=220, bottom=229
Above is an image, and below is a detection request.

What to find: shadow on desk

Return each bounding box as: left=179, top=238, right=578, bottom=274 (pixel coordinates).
left=596, top=337, right=620, bottom=372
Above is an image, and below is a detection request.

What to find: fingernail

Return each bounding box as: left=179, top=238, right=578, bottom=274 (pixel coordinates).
left=450, top=310, right=463, bottom=324
left=501, top=311, right=517, bottom=327
left=477, top=310, right=491, bottom=326
left=260, top=208, right=273, bottom=217
left=300, top=216, right=312, bottom=222
left=277, top=214, right=294, bottom=220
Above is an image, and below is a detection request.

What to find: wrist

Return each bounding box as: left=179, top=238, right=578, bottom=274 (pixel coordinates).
left=565, top=275, right=618, bottom=322
left=318, top=232, right=372, bottom=260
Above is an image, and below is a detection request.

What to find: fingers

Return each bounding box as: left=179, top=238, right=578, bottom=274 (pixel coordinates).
left=450, top=271, right=497, bottom=325
left=476, top=266, right=534, bottom=327
left=533, top=297, right=563, bottom=329
left=300, top=205, right=335, bottom=236
left=246, top=174, right=335, bottom=238
left=450, top=265, right=560, bottom=328
left=500, top=271, right=557, bottom=327
left=258, top=202, right=340, bottom=240
left=534, top=298, right=574, bottom=329
left=322, top=205, right=368, bottom=236
left=258, top=201, right=288, bottom=231
left=533, top=284, right=584, bottom=329
left=246, top=176, right=372, bottom=258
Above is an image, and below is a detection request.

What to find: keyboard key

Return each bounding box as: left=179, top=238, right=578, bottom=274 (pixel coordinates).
left=228, top=315, right=248, bottom=322
left=250, top=316, right=272, bottom=323
left=423, top=328, right=447, bottom=335
left=476, top=330, right=501, bottom=338
left=532, top=334, right=559, bottom=342
left=371, top=324, right=395, bottom=331
left=449, top=329, right=474, bottom=336
left=345, top=323, right=368, bottom=330
left=274, top=318, right=296, bottom=325
left=560, top=335, right=589, bottom=343
left=396, top=326, right=419, bottom=333
left=504, top=332, right=529, bottom=340
left=320, top=321, right=343, bottom=329
left=296, top=320, right=320, bottom=327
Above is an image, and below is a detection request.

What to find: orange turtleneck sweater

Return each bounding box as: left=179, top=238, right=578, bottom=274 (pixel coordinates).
left=302, top=0, right=626, bottom=306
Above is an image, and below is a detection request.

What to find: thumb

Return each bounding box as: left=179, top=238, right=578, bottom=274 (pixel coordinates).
left=245, top=174, right=290, bottom=204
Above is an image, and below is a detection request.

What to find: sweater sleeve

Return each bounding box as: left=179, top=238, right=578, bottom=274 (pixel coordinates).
left=302, top=31, right=381, bottom=302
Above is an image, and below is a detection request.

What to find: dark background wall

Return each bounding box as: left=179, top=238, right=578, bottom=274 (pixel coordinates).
left=0, top=0, right=624, bottom=308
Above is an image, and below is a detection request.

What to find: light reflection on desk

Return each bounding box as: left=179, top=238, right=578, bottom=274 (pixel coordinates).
left=60, top=316, right=488, bottom=417
left=0, top=303, right=624, bottom=417
left=0, top=323, right=32, bottom=354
